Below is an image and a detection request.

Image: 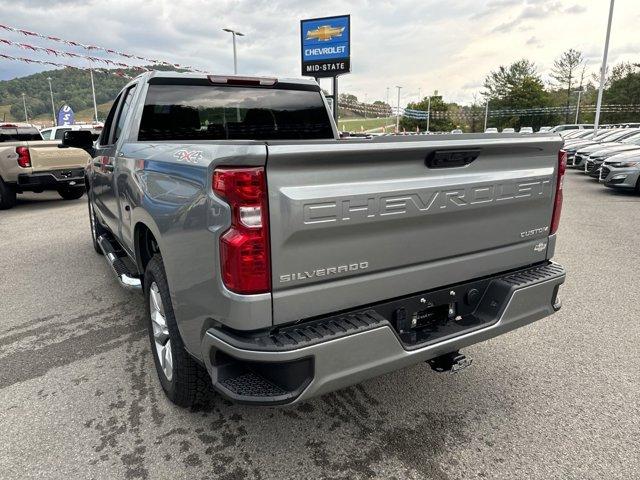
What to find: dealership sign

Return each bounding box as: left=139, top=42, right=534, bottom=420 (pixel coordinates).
left=300, top=15, right=350, bottom=77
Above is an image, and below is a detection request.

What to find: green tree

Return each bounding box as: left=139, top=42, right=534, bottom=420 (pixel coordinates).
left=483, top=59, right=550, bottom=130
left=399, top=95, right=456, bottom=133
left=550, top=49, right=585, bottom=122
left=339, top=93, right=358, bottom=104
left=601, top=63, right=640, bottom=123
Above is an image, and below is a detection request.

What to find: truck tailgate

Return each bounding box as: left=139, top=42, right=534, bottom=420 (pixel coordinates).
left=266, top=134, right=563, bottom=325
left=28, top=142, right=90, bottom=172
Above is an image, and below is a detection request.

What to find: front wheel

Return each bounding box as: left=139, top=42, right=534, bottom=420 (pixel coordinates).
left=0, top=179, right=17, bottom=210
left=144, top=254, right=210, bottom=407
left=58, top=187, right=85, bottom=201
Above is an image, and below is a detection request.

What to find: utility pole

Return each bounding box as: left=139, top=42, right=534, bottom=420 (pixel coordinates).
left=483, top=100, right=489, bottom=131
left=594, top=0, right=615, bottom=134
left=575, top=88, right=583, bottom=124
left=418, top=87, right=421, bottom=102
left=364, top=93, right=367, bottom=119
left=90, top=68, right=99, bottom=122
left=47, top=77, right=56, bottom=126
left=223, top=28, right=245, bottom=74
left=395, top=86, right=402, bottom=133
left=426, top=96, right=432, bottom=132
left=22, top=93, right=28, bottom=122
left=574, top=66, right=586, bottom=124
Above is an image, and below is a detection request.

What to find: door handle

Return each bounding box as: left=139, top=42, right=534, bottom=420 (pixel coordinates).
left=104, top=164, right=114, bottom=172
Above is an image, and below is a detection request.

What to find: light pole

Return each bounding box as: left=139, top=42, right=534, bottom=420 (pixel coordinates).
left=47, top=77, right=56, bottom=126
left=594, top=0, right=615, bottom=134
left=574, top=66, right=586, bottom=124
left=426, top=96, right=432, bottom=132
left=395, top=86, right=402, bottom=133
left=22, top=93, right=28, bottom=122
left=90, top=68, right=99, bottom=122
left=574, top=88, right=583, bottom=124
left=364, top=93, right=367, bottom=119
left=222, top=28, right=245, bottom=74
left=483, top=100, right=489, bottom=131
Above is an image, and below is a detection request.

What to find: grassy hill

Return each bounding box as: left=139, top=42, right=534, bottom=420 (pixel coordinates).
left=0, top=67, right=145, bottom=125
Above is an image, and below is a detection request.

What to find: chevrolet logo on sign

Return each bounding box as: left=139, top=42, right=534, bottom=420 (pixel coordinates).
left=306, top=25, right=345, bottom=42
left=301, top=15, right=351, bottom=77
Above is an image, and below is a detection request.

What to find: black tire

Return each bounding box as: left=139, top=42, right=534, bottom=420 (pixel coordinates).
left=57, top=187, right=85, bottom=201
left=0, top=178, right=17, bottom=210
left=88, top=196, right=107, bottom=255
left=144, top=254, right=210, bottom=407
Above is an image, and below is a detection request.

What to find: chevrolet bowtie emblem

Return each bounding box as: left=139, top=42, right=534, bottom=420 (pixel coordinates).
left=306, top=25, right=345, bottom=41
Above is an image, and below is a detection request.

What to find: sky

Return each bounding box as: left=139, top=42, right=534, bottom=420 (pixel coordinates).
left=0, top=0, right=638, bottom=106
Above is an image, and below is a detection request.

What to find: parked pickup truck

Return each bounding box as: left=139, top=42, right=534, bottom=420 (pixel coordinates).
left=67, top=71, right=567, bottom=407
left=0, top=123, right=89, bottom=209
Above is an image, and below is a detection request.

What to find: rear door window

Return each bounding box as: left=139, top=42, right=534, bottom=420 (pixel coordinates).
left=53, top=128, right=71, bottom=140
left=113, top=85, right=137, bottom=144
left=138, top=84, right=333, bottom=141
left=99, top=92, right=124, bottom=146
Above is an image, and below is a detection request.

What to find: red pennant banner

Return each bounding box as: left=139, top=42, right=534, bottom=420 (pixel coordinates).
left=0, top=23, right=205, bottom=72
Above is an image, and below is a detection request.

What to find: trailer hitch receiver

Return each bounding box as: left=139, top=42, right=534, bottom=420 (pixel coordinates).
left=427, top=351, right=472, bottom=374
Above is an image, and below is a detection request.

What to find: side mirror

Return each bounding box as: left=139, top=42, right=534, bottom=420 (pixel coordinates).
left=60, top=130, right=94, bottom=155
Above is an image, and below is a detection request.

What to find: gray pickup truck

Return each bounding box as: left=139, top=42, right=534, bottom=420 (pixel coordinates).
left=66, top=71, right=567, bottom=407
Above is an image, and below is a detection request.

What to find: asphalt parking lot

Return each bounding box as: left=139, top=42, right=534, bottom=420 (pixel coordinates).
left=1, top=171, right=639, bottom=480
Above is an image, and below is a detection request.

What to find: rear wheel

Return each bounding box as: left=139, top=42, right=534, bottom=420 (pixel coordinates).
left=88, top=196, right=107, bottom=254
left=0, top=178, right=17, bottom=210
left=58, top=187, right=85, bottom=201
left=144, top=254, right=210, bottom=407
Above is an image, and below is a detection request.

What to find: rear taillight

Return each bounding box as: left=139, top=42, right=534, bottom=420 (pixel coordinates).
left=551, top=149, right=567, bottom=235
left=16, top=146, right=31, bottom=168
left=213, top=167, right=270, bottom=294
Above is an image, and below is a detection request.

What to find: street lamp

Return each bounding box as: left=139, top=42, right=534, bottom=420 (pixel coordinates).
left=483, top=100, right=489, bottom=132
left=47, top=77, right=56, bottom=126
left=573, top=87, right=584, bottom=124
left=22, top=93, right=28, bottom=122
left=364, top=93, right=367, bottom=119
left=89, top=68, right=99, bottom=122
left=594, top=0, right=615, bottom=134
left=222, top=28, right=245, bottom=74
left=395, top=86, right=402, bottom=133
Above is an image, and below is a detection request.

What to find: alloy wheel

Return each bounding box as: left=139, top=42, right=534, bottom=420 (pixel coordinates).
left=149, top=282, right=173, bottom=381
